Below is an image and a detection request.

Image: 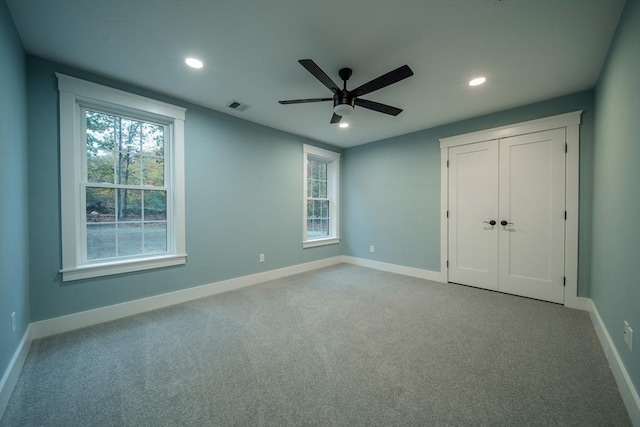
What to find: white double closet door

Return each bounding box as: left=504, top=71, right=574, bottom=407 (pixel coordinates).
left=448, top=129, right=566, bottom=304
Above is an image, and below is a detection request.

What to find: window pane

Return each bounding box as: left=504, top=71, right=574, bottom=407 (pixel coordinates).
left=117, top=153, right=141, bottom=185
left=86, top=187, right=115, bottom=223
left=144, top=222, right=167, bottom=254
left=116, top=117, right=141, bottom=153
left=142, top=156, right=164, bottom=186
left=114, top=116, right=141, bottom=185
left=86, top=111, right=115, bottom=184
left=141, top=123, right=164, bottom=156
left=87, top=151, right=115, bottom=184
left=308, top=160, right=317, bottom=179
left=318, top=162, right=327, bottom=180
left=320, top=219, right=329, bottom=235
left=117, top=189, right=142, bottom=221
left=319, top=181, right=327, bottom=199
left=144, top=190, right=166, bottom=220
left=87, top=224, right=116, bottom=260
left=117, top=223, right=142, bottom=256
left=308, top=200, right=316, bottom=218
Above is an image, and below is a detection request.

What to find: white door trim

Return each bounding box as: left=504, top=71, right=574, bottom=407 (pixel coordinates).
left=439, top=111, right=582, bottom=148
left=439, top=111, right=583, bottom=308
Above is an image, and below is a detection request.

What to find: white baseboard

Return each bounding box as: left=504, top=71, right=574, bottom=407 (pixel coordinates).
left=588, top=299, right=640, bottom=426
left=0, top=325, right=32, bottom=420
left=565, top=296, right=591, bottom=311
left=31, top=256, right=343, bottom=339
left=342, top=256, right=445, bottom=282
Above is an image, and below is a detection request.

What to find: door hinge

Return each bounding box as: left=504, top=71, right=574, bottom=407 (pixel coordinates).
left=565, top=143, right=568, bottom=153
left=446, top=210, right=449, bottom=218
left=564, top=211, right=567, bottom=220
left=447, top=160, right=449, bottom=167
left=563, top=277, right=566, bottom=287
left=447, top=260, right=449, bottom=268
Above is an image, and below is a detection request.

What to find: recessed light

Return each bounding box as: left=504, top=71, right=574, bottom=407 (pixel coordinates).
left=185, top=57, right=203, bottom=69
left=469, top=77, right=486, bottom=86
left=339, top=122, right=349, bottom=128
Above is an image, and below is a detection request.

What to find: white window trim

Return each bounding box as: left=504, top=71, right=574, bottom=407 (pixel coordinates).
left=57, top=73, right=187, bottom=281
left=302, top=144, right=340, bottom=248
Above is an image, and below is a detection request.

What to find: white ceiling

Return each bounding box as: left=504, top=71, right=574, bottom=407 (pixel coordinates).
left=7, top=0, right=625, bottom=148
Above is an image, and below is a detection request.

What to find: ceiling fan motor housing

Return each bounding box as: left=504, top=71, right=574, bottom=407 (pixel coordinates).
left=333, top=93, right=354, bottom=116
left=334, top=92, right=355, bottom=108
left=334, top=67, right=355, bottom=115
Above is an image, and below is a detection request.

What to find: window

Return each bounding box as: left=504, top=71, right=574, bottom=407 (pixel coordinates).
left=303, top=144, right=340, bottom=248
left=84, top=110, right=168, bottom=259
left=57, top=74, right=186, bottom=281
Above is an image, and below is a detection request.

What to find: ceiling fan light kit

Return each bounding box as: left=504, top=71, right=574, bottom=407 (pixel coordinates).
left=279, top=59, right=413, bottom=124
left=333, top=103, right=353, bottom=116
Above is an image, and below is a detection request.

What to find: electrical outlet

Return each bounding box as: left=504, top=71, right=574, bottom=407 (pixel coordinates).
left=623, top=321, right=633, bottom=352
left=11, top=312, right=16, bottom=332
left=370, top=245, right=375, bottom=253
left=259, top=253, right=265, bottom=263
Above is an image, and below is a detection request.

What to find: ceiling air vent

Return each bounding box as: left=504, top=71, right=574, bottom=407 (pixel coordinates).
left=227, top=100, right=251, bottom=112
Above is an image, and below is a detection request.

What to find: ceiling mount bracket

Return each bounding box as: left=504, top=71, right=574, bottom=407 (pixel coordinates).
left=339, top=68, right=353, bottom=88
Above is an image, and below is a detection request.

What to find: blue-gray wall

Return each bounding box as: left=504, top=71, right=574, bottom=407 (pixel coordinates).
left=27, top=56, right=341, bottom=321
left=343, top=91, right=595, bottom=296
left=591, top=0, right=639, bottom=398
left=0, top=0, right=29, bottom=381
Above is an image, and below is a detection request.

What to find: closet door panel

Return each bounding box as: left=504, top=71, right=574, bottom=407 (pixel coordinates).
left=498, top=129, right=566, bottom=303
left=448, top=140, right=499, bottom=290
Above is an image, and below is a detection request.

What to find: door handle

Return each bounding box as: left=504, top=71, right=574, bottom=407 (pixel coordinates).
left=483, top=220, right=497, bottom=226
left=500, top=220, right=514, bottom=226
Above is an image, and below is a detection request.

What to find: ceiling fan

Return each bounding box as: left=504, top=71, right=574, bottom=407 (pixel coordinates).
left=279, top=59, right=414, bottom=124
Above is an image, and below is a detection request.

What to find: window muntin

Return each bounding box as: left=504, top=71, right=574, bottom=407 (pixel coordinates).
left=302, top=145, right=340, bottom=248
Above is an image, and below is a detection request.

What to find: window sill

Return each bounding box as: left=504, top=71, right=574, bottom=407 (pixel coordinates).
left=60, top=254, right=187, bottom=282
left=302, top=237, right=340, bottom=249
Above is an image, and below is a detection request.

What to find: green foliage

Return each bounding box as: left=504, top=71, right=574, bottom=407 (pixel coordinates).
left=85, top=109, right=166, bottom=223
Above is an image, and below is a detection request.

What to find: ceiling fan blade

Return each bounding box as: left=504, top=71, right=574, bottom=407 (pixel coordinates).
left=351, top=65, right=413, bottom=97
left=299, top=59, right=340, bottom=94
left=330, top=113, right=342, bottom=124
left=279, top=98, right=333, bottom=105
left=355, top=98, right=403, bottom=116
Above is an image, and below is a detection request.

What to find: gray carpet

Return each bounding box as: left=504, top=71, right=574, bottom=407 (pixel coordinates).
left=1, top=264, right=631, bottom=426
